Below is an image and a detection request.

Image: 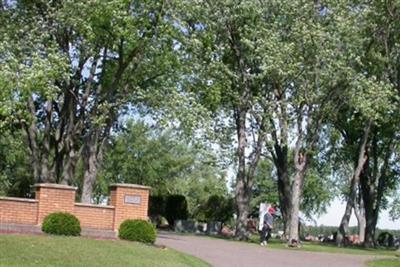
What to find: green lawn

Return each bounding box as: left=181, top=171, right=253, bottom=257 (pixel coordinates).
left=367, top=259, right=400, bottom=267
left=0, top=234, right=210, bottom=267
left=246, top=235, right=400, bottom=257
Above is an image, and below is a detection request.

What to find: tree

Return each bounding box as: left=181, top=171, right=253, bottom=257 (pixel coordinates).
left=259, top=0, right=359, bottom=243
left=0, top=129, right=33, bottom=197
left=333, top=112, right=372, bottom=246
left=251, top=157, right=333, bottom=222
left=181, top=0, right=357, bottom=243
left=389, top=196, right=400, bottom=221
left=358, top=0, right=400, bottom=248
left=1, top=1, right=181, bottom=202
left=332, top=0, right=400, bottom=247
left=179, top=0, right=273, bottom=240
left=196, top=195, right=235, bottom=223
left=96, top=120, right=229, bottom=215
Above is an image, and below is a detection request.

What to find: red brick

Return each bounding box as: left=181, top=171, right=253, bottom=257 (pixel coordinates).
left=0, top=183, right=150, bottom=234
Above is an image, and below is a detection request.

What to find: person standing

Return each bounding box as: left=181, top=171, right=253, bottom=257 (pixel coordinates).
left=260, top=207, right=276, bottom=246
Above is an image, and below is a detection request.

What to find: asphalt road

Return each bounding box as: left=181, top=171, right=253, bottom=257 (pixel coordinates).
left=157, top=232, right=377, bottom=267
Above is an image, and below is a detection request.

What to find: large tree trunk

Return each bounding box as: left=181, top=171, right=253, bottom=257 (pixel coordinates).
left=337, top=200, right=352, bottom=246
left=270, top=87, right=291, bottom=239
left=41, top=99, right=54, bottom=183
left=81, top=132, right=99, bottom=203
left=276, top=154, right=291, bottom=239
left=287, top=136, right=308, bottom=246
left=361, top=134, right=393, bottom=248
left=362, top=193, right=377, bottom=248
left=337, top=120, right=371, bottom=246
left=26, top=96, right=41, bottom=183
left=58, top=87, right=80, bottom=185
left=288, top=169, right=304, bottom=245
left=235, top=108, right=250, bottom=240
left=235, top=179, right=251, bottom=240
left=354, top=182, right=366, bottom=244
left=354, top=200, right=366, bottom=244
left=25, top=96, right=55, bottom=183
left=277, top=169, right=291, bottom=239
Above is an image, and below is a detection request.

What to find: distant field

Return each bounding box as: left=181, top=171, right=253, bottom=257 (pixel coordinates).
left=0, top=234, right=210, bottom=267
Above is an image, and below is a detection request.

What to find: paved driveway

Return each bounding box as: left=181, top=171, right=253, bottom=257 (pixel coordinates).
left=156, top=232, right=377, bottom=267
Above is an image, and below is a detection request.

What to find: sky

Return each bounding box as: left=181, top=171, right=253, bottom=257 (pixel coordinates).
left=315, top=197, right=400, bottom=230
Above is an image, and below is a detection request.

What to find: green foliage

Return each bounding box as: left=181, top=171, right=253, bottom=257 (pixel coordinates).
left=0, top=129, right=33, bottom=197
left=97, top=121, right=229, bottom=215
left=250, top=161, right=279, bottom=215
left=165, top=195, right=188, bottom=226
left=42, top=212, right=81, bottom=236
left=149, top=195, right=166, bottom=217
left=0, top=0, right=193, bottom=187
left=99, top=122, right=195, bottom=194
left=195, top=195, right=234, bottom=223
left=1, top=0, right=399, bottom=242
left=301, top=157, right=336, bottom=219
left=251, top=158, right=334, bottom=219
left=118, top=219, right=156, bottom=244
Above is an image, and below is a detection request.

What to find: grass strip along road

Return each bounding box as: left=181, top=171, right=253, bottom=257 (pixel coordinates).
left=0, top=234, right=210, bottom=267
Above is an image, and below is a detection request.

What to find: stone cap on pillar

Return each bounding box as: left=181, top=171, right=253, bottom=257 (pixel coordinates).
left=109, top=183, right=151, bottom=190
left=34, top=183, right=78, bottom=191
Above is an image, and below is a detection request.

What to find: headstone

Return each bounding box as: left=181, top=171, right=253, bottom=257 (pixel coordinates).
left=174, top=219, right=196, bottom=232
left=207, top=221, right=222, bottom=235
left=196, top=222, right=207, bottom=233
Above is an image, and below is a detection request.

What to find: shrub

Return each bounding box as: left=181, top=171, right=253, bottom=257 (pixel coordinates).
left=165, top=195, right=188, bottom=226
left=42, top=212, right=81, bottom=236
left=194, top=195, right=235, bottom=223
left=149, top=195, right=166, bottom=217
left=118, top=219, right=156, bottom=244
left=377, top=232, right=395, bottom=247
left=202, top=195, right=235, bottom=223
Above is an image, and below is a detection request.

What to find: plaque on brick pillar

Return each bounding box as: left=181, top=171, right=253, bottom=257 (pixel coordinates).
left=109, top=183, right=151, bottom=230
left=124, top=194, right=141, bottom=205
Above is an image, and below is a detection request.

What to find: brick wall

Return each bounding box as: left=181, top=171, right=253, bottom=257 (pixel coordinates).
left=0, top=197, right=38, bottom=225
left=0, top=183, right=150, bottom=233
left=74, top=204, right=114, bottom=230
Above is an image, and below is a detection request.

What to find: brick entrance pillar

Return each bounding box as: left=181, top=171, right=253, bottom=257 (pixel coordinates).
left=109, top=184, right=151, bottom=231
left=35, top=183, right=77, bottom=225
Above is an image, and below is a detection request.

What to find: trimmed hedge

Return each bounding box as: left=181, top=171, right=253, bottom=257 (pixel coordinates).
left=149, top=195, right=166, bottom=217
left=118, top=219, right=156, bottom=244
left=42, top=212, right=81, bottom=236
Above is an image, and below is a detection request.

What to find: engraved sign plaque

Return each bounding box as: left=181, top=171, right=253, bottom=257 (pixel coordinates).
left=124, top=194, right=141, bottom=204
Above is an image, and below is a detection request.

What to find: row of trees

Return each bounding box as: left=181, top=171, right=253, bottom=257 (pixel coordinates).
left=1, top=0, right=399, bottom=247
left=181, top=0, right=400, bottom=246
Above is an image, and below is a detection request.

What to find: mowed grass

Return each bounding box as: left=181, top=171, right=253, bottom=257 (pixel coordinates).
left=216, top=233, right=400, bottom=257
left=0, top=234, right=210, bottom=267
left=367, top=259, right=400, bottom=267
left=257, top=239, right=399, bottom=257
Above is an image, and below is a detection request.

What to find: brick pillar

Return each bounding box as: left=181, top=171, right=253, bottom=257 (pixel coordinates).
left=35, top=183, right=77, bottom=225
left=110, top=184, right=151, bottom=231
